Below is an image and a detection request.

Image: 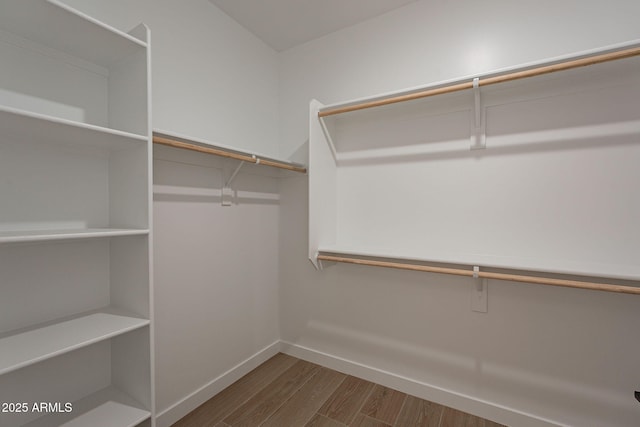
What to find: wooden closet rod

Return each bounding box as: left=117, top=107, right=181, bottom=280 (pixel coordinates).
left=153, top=135, right=307, bottom=173
left=317, top=254, right=640, bottom=295
left=318, top=45, right=640, bottom=117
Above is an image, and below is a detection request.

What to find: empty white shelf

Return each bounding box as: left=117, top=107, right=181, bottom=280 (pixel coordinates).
left=0, top=0, right=146, bottom=68
left=23, top=387, right=150, bottom=427
left=0, top=313, right=150, bottom=375
left=0, top=106, right=147, bottom=151
left=59, top=402, right=148, bottom=427
left=0, top=228, right=150, bottom=244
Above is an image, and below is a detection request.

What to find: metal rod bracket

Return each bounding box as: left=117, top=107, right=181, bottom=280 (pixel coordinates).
left=472, top=266, right=488, bottom=313
left=318, top=116, right=339, bottom=164
left=222, top=160, right=245, bottom=206
left=221, top=187, right=234, bottom=206
left=470, top=78, right=486, bottom=150
left=224, top=160, right=245, bottom=188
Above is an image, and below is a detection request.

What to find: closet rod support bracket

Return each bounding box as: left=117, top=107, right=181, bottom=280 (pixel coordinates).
left=318, top=116, right=339, bottom=164
left=472, top=266, right=488, bottom=313
left=222, top=187, right=234, bottom=206
left=224, top=160, right=246, bottom=188
left=222, top=160, right=246, bottom=206
left=470, top=77, right=486, bottom=150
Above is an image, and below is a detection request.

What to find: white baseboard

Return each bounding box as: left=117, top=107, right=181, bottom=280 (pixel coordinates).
left=280, top=341, right=564, bottom=427
left=156, top=340, right=563, bottom=427
left=155, top=340, right=282, bottom=427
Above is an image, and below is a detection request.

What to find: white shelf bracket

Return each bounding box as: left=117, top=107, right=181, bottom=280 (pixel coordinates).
left=225, top=160, right=246, bottom=188
left=222, top=160, right=245, bottom=206
left=318, top=116, right=339, bottom=164
left=470, top=78, right=486, bottom=150
left=315, top=252, right=338, bottom=270
left=472, top=265, right=488, bottom=313
left=317, top=252, right=325, bottom=270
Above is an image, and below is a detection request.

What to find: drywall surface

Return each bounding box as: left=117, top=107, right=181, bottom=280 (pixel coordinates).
left=153, top=145, right=280, bottom=416
left=59, top=0, right=282, bottom=417
left=279, top=1, right=640, bottom=426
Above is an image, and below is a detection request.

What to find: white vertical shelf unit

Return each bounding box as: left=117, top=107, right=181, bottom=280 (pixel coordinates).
left=309, top=40, right=640, bottom=294
left=0, top=1, right=153, bottom=426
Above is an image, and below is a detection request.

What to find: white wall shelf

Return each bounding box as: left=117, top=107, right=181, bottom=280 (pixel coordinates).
left=0, top=0, right=146, bottom=68
left=0, top=1, right=153, bottom=425
left=0, top=106, right=147, bottom=150
left=23, top=387, right=150, bottom=427
left=0, top=228, right=149, bottom=244
left=0, top=312, right=149, bottom=376
left=309, top=40, right=640, bottom=293
left=0, top=1, right=149, bottom=135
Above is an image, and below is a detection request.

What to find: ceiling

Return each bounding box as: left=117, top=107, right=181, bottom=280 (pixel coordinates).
left=209, top=0, right=419, bottom=51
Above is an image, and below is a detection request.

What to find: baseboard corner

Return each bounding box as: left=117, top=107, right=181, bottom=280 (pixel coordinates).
left=155, top=340, right=282, bottom=427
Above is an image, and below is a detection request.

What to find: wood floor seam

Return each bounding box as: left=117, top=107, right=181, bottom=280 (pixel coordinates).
left=222, top=360, right=320, bottom=426
left=350, top=381, right=376, bottom=425
left=360, top=385, right=407, bottom=426
left=333, top=375, right=348, bottom=393
left=307, top=413, right=349, bottom=427
left=392, top=394, right=409, bottom=427
left=257, top=364, right=324, bottom=427
left=259, top=369, right=316, bottom=424
left=438, top=405, right=444, bottom=427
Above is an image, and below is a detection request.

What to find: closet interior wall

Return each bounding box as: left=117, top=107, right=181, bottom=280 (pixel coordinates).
left=23, top=1, right=640, bottom=427
left=56, top=1, right=282, bottom=426
left=279, top=1, right=640, bottom=426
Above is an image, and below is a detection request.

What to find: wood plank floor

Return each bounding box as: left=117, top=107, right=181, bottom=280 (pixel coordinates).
left=172, top=353, right=507, bottom=427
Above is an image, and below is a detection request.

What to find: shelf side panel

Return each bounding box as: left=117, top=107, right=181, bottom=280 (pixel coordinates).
left=112, top=328, right=152, bottom=412
left=109, top=145, right=150, bottom=230
left=309, top=100, right=338, bottom=268
left=110, top=236, right=150, bottom=319
left=108, top=42, right=148, bottom=136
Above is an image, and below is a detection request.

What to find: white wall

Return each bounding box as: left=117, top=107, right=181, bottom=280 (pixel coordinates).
left=153, top=145, right=280, bottom=423
left=53, top=0, right=640, bottom=425
left=60, top=0, right=282, bottom=422
left=279, top=1, right=640, bottom=426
